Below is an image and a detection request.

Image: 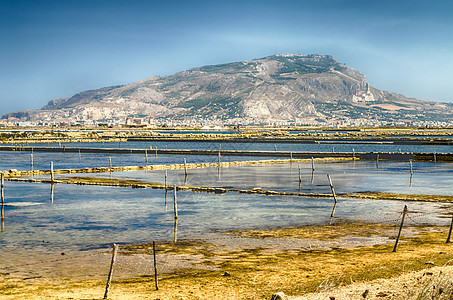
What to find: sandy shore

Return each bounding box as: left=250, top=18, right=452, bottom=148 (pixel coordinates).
left=2, top=221, right=453, bottom=299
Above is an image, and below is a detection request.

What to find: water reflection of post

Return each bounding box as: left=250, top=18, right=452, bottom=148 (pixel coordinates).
left=173, top=218, right=178, bottom=243
left=311, top=158, right=315, bottom=184
left=1, top=174, right=4, bottom=233
left=173, top=186, right=178, bottom=220
left=1, top=200, right=4, bottom=233
left=173, top=185, right=178, bottom=243
left=164, top=190, right=168, bottom=213
left=164, top=170, right=168, bottom=212
left=298, top=163, right=302, bottom=193
left=1, top=173, right=4, bottom=202
left=50, top=183, right=54, bottom=203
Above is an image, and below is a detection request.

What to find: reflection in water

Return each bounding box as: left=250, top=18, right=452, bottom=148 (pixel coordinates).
left=164, top=190, right=167, bottom=213
left=1, top=179, right=4, bottom=233
left=173, top=186, right=178, bottom=220
left=173, top=218, right=178, bottom=243
left=50, top=184, right=54, bottom=203
left=1, top=201, right=4, bottom=233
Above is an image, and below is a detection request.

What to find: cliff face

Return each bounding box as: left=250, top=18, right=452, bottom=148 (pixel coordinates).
left=3, top=54, right=452, bottom=125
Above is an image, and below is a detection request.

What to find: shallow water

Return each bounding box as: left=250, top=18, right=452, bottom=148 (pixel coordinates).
left=1, top=181, right=450, bottom=259
left=1, top=143, right=452, bottom=268
left=65, top=160, right=453, bottom=196
left=0, top=151, right=251, bottom=171
left=17, top=140, right=453, bottom=153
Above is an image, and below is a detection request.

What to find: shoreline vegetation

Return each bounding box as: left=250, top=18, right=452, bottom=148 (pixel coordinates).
left=1, top=127, right=453, bottom=299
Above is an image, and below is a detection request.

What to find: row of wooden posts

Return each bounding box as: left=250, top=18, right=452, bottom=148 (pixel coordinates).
left=0, top=156, right=449, bottom=298
left=103, top=182, right=180, bottom=298
left=29, top=150, right=422, bottom=178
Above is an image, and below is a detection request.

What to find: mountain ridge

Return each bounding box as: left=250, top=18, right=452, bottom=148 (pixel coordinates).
left=2, top=54, right=452, bottom=126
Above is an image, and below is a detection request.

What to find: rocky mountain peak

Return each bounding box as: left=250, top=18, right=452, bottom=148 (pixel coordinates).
left=2, top=54, right=452, bottom=126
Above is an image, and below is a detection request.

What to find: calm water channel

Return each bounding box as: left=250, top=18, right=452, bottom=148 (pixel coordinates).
left=0, top=141, right=452, bottom=266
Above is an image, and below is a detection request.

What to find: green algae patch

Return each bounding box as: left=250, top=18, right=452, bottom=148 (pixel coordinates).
left=345, top=192, right=453, bottom=203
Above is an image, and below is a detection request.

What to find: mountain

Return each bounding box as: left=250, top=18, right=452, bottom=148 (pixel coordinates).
left=2, top=54, right=453, bottom=126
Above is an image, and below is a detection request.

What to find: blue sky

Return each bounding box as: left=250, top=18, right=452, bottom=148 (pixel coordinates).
left=1, top=0, right=453, bottom=116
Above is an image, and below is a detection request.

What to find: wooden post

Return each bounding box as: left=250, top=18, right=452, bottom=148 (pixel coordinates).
left=78, top=150, right=81, bottom=160
left=145, top=149, right=148, bottom=165
left=155, top=147, right=158, bottom=158
left=109, top=157, right=112, bottom=169
left=392, top=205, right=408, bottom=252
left=173, top=185, right=178, bottom=220
left=153, top=241, right=158, bottom=290
left=327, top=174, right=338, bottom=218
left=434, top=152, right=437, bottom=164
left=376, top=154, right=379, bottom=169
left=326, top=174, right=337, bottom=200
left=332, top=146, right=334, bottom=153
left=183, top=158, right=188, bottom=177
left=274, top=144, right=277, bottom=151
left=311, top=157, right=315, bottom=172
left=352, top=148, right=355, bottom=159
left=103, top=243, right=119, bottom=299
left=290, top=152, right=293, bottom=163
left=164, top=170, right=168, bottom=190
left=50, top=161, right=54, bottom=182
left=446, top=212, right=453, bottom=243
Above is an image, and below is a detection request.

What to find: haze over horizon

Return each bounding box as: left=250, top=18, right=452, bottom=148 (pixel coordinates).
left=1, top=0, right=453, bottom=117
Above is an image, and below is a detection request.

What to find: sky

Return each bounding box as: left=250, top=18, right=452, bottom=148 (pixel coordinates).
left=1, top=0, right=453, bottom=116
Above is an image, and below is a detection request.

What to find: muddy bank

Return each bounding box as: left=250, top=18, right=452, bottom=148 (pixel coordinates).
left=1, top=222, right=452, bottom=299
